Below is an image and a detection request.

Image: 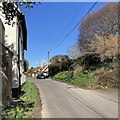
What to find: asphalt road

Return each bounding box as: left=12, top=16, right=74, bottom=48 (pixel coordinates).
left=28, top=77, right=118, bottom=118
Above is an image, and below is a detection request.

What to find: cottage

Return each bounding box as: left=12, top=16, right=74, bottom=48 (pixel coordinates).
left=25, top=64, right=49, bottom=78
left=0, top=4, right=27, bottom=97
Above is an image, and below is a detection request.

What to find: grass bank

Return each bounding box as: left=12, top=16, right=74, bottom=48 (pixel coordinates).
left=53, top=69, right=99, bottom=88
left=53, top=63, right=119, bottom=89
left=2, top=80, right=37, bottom=118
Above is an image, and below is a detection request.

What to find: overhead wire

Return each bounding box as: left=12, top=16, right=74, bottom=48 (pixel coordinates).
left=49, top=1, right=98, bottom=53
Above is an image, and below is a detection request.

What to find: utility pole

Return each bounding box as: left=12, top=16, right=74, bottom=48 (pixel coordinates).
left=48, top=51, right=49, bottom=65
left=39, top=61, right=40, bottom=67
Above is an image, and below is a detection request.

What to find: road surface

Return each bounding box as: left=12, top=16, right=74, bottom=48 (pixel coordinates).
left=28, top=77, right=118, bottom=118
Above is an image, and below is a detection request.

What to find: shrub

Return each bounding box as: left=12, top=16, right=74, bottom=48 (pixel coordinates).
left=74, top=53, right=101, bottom=70
left=48, top=63, right=60, bottom=76
left=84, top=53, right=101, bottom=67
left=72, top=75, right=92, bottom=87
left=53, top=70, right=93, bottom=87
left=60, top=59, right=74, bottom=71
left=49, top=59, right=74, bottom=76
left=53, top=71, right=73, bottom=82
left=73, top=65, right=84, bottom=76
left=27, top=73, right=31, bottom=77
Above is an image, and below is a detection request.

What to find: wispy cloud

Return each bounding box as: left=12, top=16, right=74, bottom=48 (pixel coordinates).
left=34, top=60, right=47, bottom=67
left=41, top=60, right=47, bottom=65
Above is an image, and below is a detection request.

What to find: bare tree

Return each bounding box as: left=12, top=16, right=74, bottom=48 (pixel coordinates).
left=67, top=43, right=82, bottom=59
left=93, top=35, right=118, bottom=60
left=78, top=3, right=118, bottom=56
left=50, top=55, right=69, bottom=64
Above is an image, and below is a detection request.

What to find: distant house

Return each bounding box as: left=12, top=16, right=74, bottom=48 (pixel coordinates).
left=31, top=68, right=39, bottom=77
left=0, top=4, right=27, bottom=97
left=25, top=64, right=49, bottom=77
left=25, top=67, right=41, bottom=77
left=41, top=65, right=48, bottom=76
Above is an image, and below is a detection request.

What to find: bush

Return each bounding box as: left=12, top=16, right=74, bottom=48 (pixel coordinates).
left=84, top=53, right=101, bottom=67
left=72, top=75, right=92, bottom=87
left=73, top=65, right=84, bottom=76
left=49, top=59, right=74, bottom=76
left=48, top=63, right=60, bottom=76
left=74, top=53, right=101, bottom=70
left=53, top=70, right=93, bottom=87
left=60, top=59, right=74, bottom=71
left=53, top=71, right=73, bottom=82
left=27, top=73, right=31, bottom=77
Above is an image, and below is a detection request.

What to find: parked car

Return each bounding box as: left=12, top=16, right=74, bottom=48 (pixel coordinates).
left=37, top=73, right=45, bottom=79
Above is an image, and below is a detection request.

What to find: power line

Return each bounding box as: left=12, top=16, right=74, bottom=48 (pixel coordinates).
left=51, top=6, right=82, bottom=49
left=49, top=1, right=98, bottom=53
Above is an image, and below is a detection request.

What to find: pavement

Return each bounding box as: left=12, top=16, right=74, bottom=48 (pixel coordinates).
left=87, top=89, right=118, bottom=103
left=28, top=77, right=118, bottom=118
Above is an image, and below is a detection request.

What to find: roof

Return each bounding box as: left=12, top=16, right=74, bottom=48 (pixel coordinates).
left=25, top=65, right=47, bottom=74
left=42, top=65, right=48, bottom=72
left=31, top=68, right=38, bottom=72
left=14, top=3, right=27, bottom=50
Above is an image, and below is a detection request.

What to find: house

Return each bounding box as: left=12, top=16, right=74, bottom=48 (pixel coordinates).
left=0, top=19, right=13, bottom=105
left=25, top=64, right=49, bottom=77
left=25, top=67, right=41, bottom=77
left=0, top=4, right=27, bottom=97
left=41, top=65, right=48, bottom=76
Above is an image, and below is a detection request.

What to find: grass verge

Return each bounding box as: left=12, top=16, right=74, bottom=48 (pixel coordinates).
left=2, top=80, right=37, bottom=119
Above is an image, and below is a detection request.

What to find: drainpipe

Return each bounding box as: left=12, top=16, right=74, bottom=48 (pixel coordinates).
left=18, top=24, right=21, bottom=95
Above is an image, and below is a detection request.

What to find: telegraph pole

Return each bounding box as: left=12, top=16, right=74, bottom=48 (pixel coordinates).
left=48, top=51, right=49, bottom=65
left=39, top=61, right=40, bottom=67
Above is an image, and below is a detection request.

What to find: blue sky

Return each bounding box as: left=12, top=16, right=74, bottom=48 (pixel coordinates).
left=20, top=2, right=105, bottom=68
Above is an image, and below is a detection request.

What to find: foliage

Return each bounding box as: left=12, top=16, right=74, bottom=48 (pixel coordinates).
left=50, top=55, right=69, bottom=63
left=48, top=63, right=60, bottom=76
left=84, top=53, right=101, bottom=69
left=21, top=80, right=36, bottom=103
left=60, top=59, right=74, bottom=71
left=73, top=65, right=84, bottom=76
left=24, top=59, right=29, bottom=72
left=67, top=43, right=82, bottom=59
left=2, top=80, right=37, bottom=118
left=53, top=62, right=119, bottom=89
left=49, top=53, right=100, bottom=76
left=53, top=71, right=73, bottom=82
left=1, top=2, right=40, bottom=25
left=71, top=72, right=93, bottom=87
left=49, top=59, right=74, bottom=76
left=27, top=73, right=31, bottom=77
left=94, top=35, right=118, bottom=61
left=73, top=53, right=101, bottom=70
left=53, top=70, right=93, bottom=87
left=78, top=3, right=118, bottom=55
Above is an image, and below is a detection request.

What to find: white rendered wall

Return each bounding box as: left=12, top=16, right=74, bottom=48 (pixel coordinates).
left=0, top=7, right=26, bottom=88
left=19, top=25, right=26, bottom=85
left=0, top=10, right=19, bottom=88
